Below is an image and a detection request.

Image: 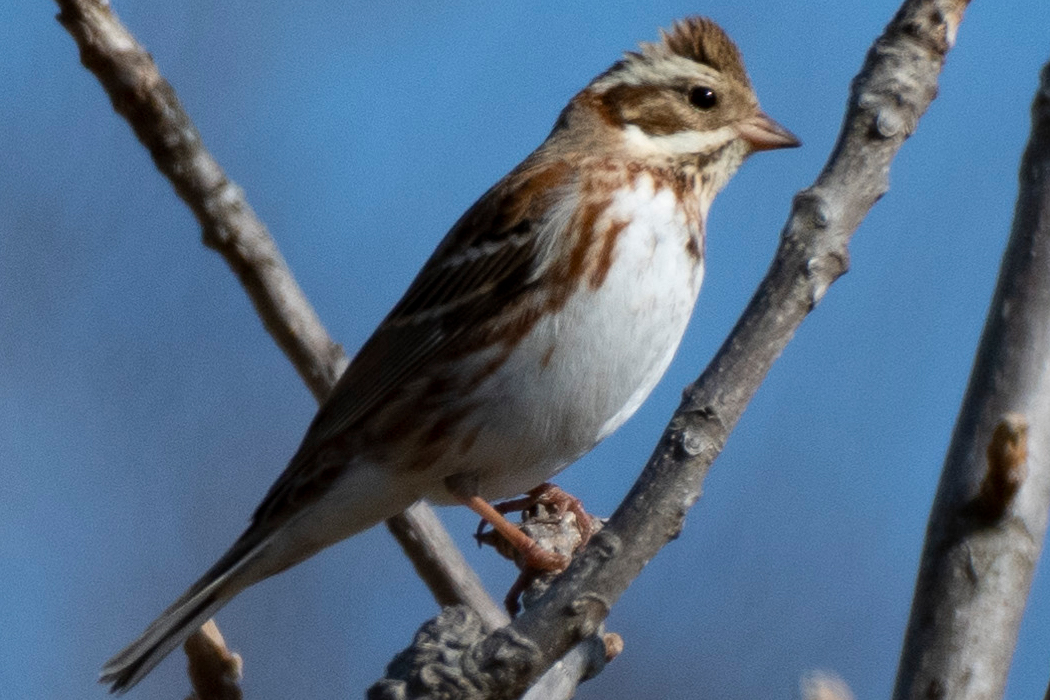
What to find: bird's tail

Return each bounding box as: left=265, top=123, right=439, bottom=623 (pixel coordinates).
left=99, top=533, right=271, bottom=694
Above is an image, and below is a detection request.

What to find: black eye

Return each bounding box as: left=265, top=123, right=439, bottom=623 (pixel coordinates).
left=688, top=86, right=718, bottom=110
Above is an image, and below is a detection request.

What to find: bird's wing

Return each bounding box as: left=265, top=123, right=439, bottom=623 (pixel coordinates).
left=250, top=159, right=575, bottom=526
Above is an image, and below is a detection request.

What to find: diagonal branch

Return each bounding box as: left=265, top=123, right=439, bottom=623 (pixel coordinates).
left=54, top=0, right=508, bottom=680
left=368, top=1, right=972, bottom=697
left=58, top=0, right=344, bottom=401
left=892, top=56, right=1050, bottom=700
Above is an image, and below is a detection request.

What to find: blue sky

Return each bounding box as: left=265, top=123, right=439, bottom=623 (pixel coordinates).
left=3, top=2, right=1049, bottom=699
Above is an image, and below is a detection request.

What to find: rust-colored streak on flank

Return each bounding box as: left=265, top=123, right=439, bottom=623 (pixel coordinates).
left=669, top=168, right=704, bottom=262
left=684, top=235, right=702, bottom=265
left=567, top=197, right=601, bottom=280
left=446, top=159, right=576, bottom=361
left=590, top=219, right=628, bottom=289
left=401, top=404, right=476, bottom=473
left=539, top=344, right=556, bottom=370
left=488, top=299, right=549, bottom=350
left=457, top=424, right=483, bottom=457
left=421, top=403, right=475, bottom=450
left=463, top=347, right=515, bottom=392
left=475, top=165, right=613, bottom=355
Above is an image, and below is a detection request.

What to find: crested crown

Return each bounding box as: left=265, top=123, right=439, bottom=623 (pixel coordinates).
left=654, top=17, right=750, bottom=88
left=594, top=16, right=752, bottom=91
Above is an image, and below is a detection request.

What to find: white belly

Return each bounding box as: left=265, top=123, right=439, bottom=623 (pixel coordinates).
left=428, top=175, right=704, bottom=503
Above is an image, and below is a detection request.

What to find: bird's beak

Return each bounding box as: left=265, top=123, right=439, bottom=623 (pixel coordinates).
left=736, top=111, right=801, bottom=151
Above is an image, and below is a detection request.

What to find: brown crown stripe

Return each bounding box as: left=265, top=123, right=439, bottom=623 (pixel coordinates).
left=659, top=18, right=750, bottom=88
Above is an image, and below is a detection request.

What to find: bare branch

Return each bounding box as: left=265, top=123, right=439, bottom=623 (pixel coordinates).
left=892, top=57, right=1050, bottom=700
left=801, top=672, right=855, bottom=700
left=56, top=0, right=342, bottom=400
left=183, top=621, right=242, bottom=700
left=53, top=0, right=500, bottom=657
left=373, top=1, right=971, bottom=696
left=367, top=607, right=611, bottom=700
left=393, top=503, right=510, bottom=632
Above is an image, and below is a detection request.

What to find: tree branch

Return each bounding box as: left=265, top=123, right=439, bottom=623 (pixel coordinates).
left=372, top=1, right=972, bottom=696
left=184, top=620, right=243, bottom=700
left=53, top=0, right=505, bottom=676
left=892, top=56, right=1050, bottom=700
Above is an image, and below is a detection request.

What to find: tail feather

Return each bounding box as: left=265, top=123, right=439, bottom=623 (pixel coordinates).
left=100, top=534, right=271, bottom=694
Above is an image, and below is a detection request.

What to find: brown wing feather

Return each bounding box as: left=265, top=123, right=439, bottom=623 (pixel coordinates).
left=249, top=158, right=574, bottom=526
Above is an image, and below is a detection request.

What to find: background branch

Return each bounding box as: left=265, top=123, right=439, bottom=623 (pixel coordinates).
left=371, top=0, right=972, bottom=696
left=45, top=1, right=1050, bottom=698
left=53, top=0, right=507, bottom=678
left=892, top=56, right=1050, bottom=700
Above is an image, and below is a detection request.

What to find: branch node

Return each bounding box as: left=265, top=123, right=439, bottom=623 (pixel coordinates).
left=804, top=248, right=849, bottom=308
left=602, top=632, right=624, bottom=662
left=680, top=426, right=706, bottom=457
left=669, top=404, right=722, bottom=459
left=184, top=620, right=243, bottom=700
left=565, top=593, right=611, bottom=638
left=970, top=413, right=1029, bottom=520
left=875, top=107, right=906, bottom=139
left=790, top=190, right=831, bottom=232
left=367, top=606, right=491, bottom=700
left=588, top=528, right=623, bottom=561
left=801, top=670, right=855, bottom=700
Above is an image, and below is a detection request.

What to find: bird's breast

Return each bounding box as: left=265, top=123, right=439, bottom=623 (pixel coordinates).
left=427, top=171, right=706, bottom=502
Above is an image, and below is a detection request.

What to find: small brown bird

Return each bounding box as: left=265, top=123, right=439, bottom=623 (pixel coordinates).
left=102, top=16, right=798, bottom=692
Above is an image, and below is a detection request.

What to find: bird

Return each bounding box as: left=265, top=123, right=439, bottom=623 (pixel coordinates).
left=101, top=16, right=799, bottom=693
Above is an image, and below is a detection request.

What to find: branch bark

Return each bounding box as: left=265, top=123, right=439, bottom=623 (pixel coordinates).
left=892, top=57, right=1050, bottom=700
left=370, top=1, right=972, bottom=697
left=53, top=0, right=507, bottom=678
left=184, top=620, right=243, bottom=700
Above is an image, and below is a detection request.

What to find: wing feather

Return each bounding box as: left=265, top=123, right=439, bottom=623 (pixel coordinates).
left=250, top=160, right=574, bottom=526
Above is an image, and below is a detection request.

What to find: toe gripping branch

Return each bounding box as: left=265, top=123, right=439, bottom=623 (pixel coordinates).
left=471, top=483, right=598, bottom=615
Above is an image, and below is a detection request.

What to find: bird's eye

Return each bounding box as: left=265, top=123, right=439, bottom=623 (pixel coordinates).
left=688, top=86, right=718, bottom=110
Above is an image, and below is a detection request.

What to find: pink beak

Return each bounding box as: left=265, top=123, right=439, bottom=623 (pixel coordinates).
left=736, top=111, right=801, bottom=151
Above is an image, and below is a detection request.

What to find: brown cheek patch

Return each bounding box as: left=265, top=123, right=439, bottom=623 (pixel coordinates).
left=584, top=89, right=621, bottom=128
left=600, top=84, right=689, bottom=136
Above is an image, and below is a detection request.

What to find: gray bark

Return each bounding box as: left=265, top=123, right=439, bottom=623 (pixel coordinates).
left=892, top=57, right=1050, bottom=700
left=374, top=0, right=973, bottom=697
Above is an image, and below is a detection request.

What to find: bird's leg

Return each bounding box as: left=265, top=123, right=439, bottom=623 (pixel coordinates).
left=458, top=493, right=570, bottom=572
left=490, top=483, right=596, bottom=547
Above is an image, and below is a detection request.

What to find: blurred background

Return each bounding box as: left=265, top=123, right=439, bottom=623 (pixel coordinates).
left=3, top=1, right=1049, bottom=698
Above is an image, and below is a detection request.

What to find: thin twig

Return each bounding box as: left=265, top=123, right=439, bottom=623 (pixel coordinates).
left=373, top=1, right=972, bottom=696
left=892, top=57, right=1050, bottom=700
left=53, top=0, right=502, bottom=680
left=184, top=621, right=243, bottom=700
